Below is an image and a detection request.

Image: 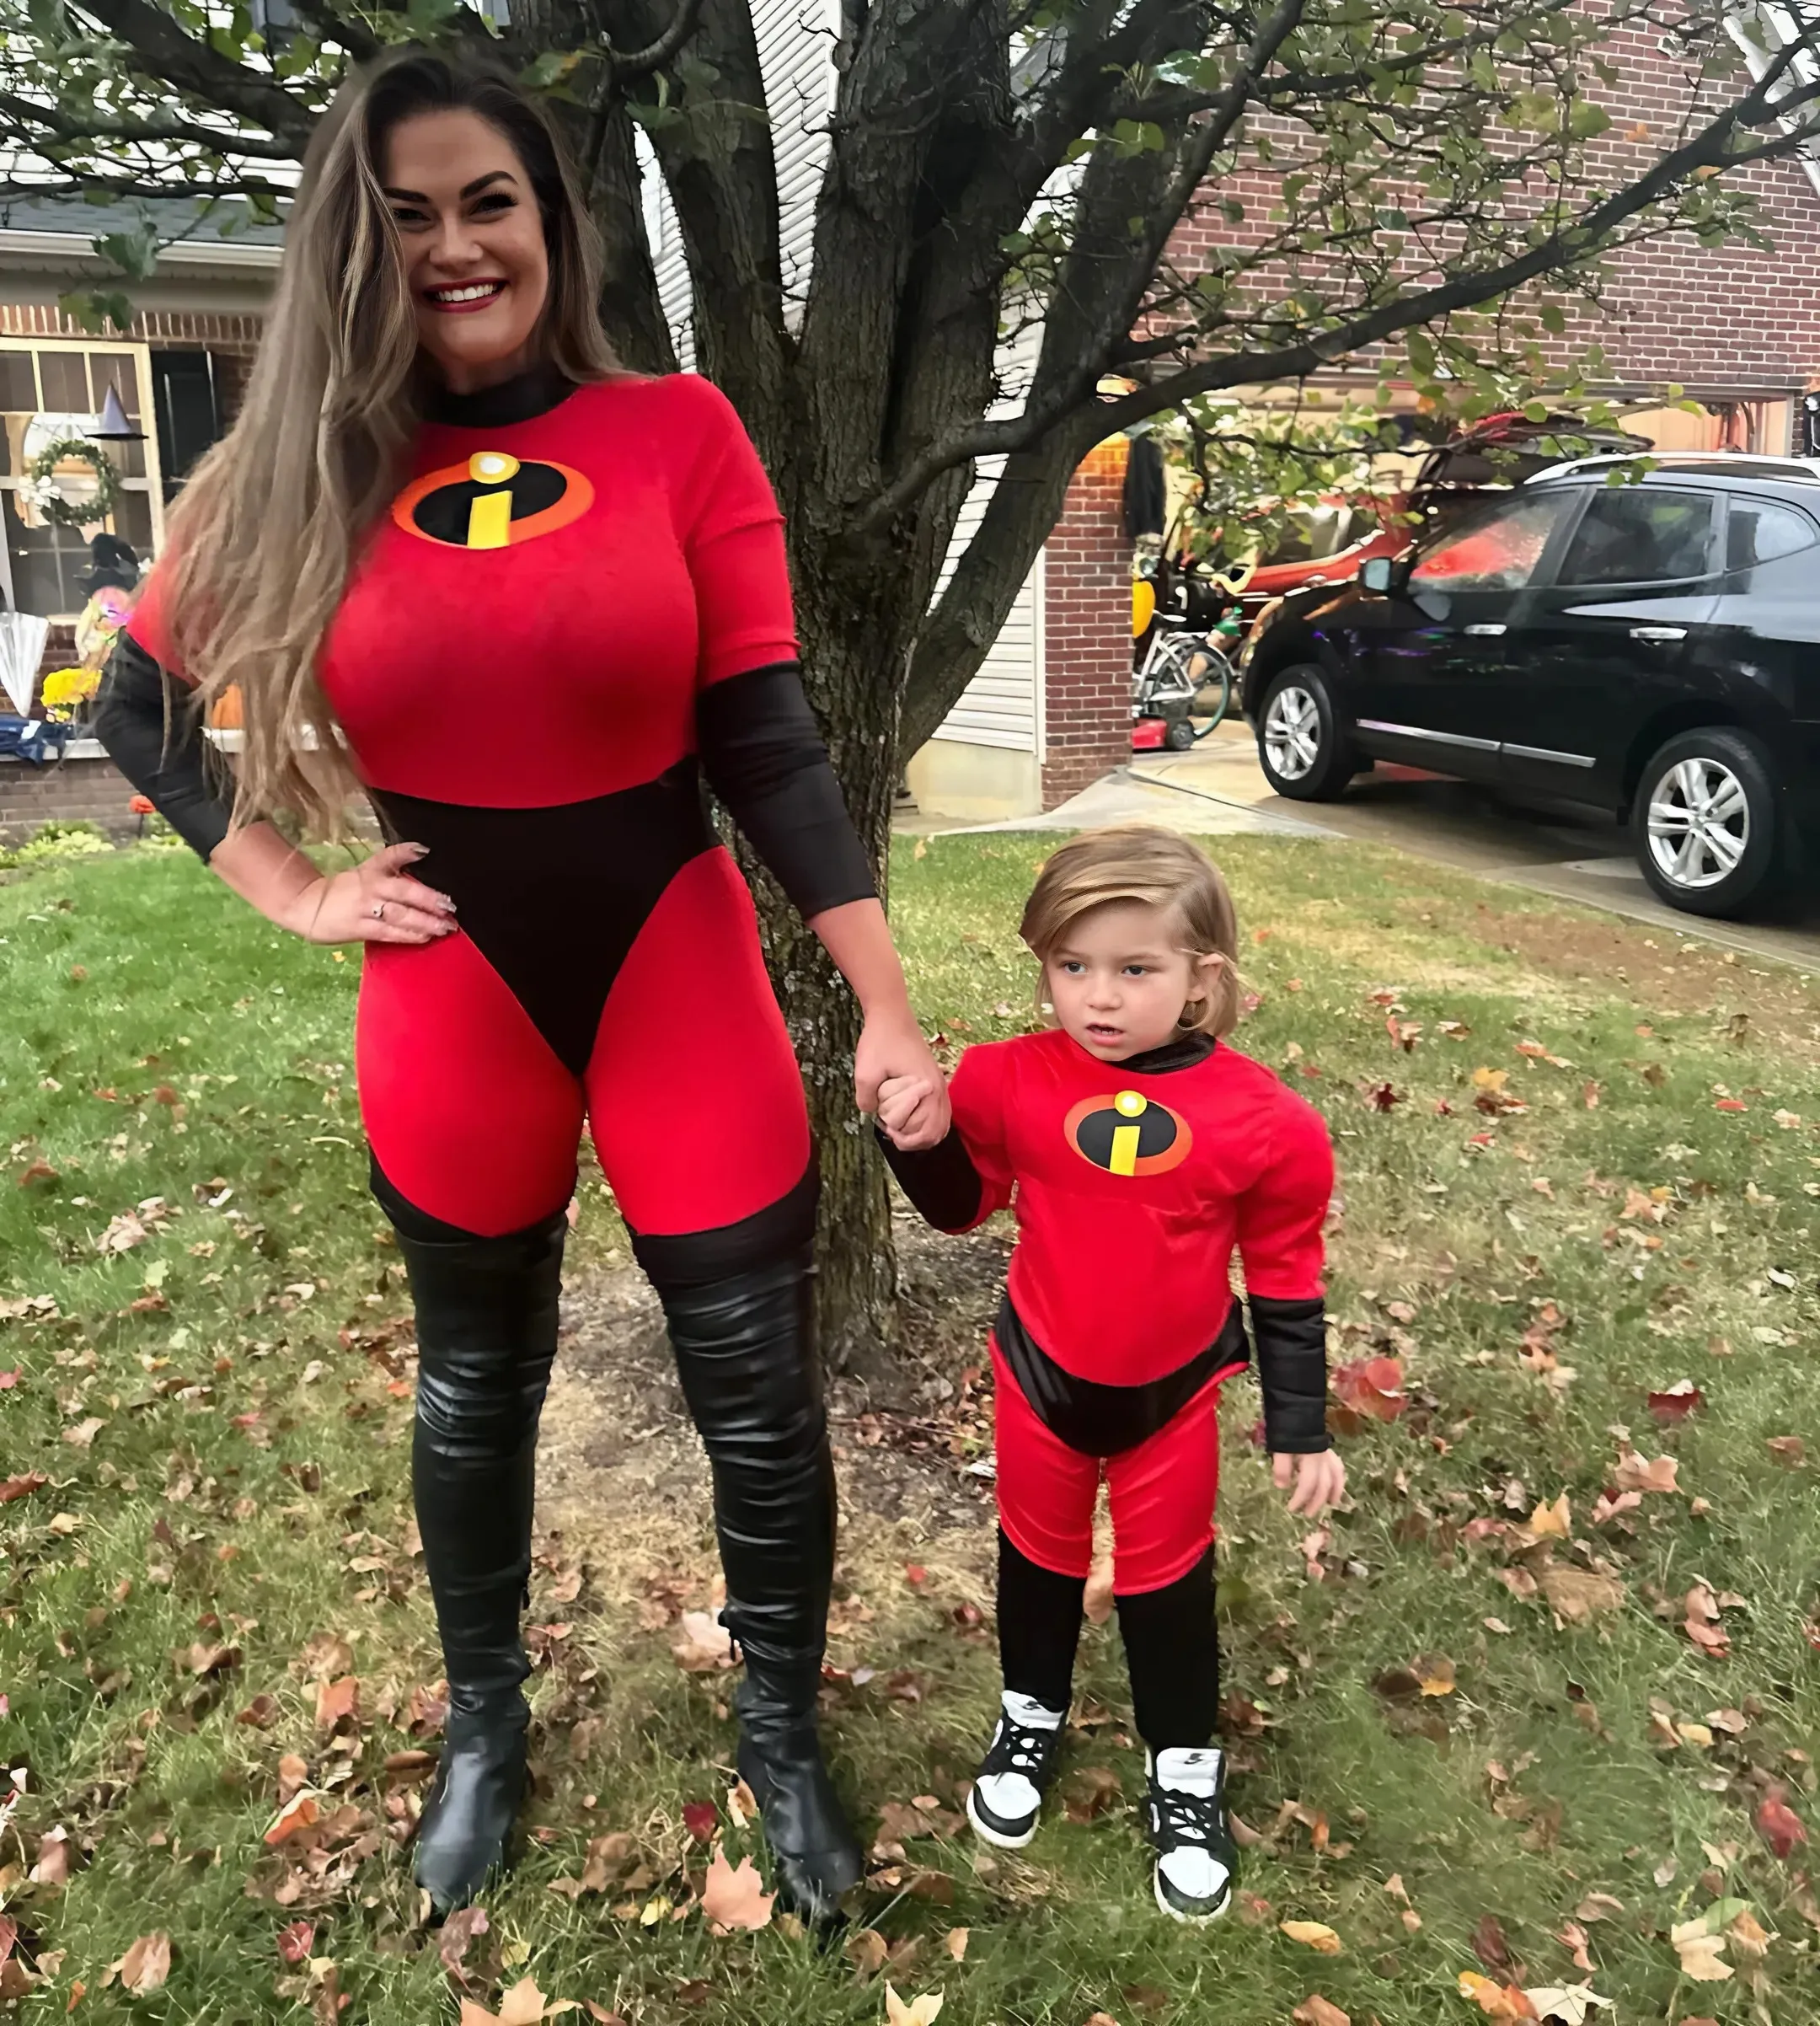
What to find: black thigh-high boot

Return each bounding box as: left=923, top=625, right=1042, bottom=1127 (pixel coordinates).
left=636, top=1188, right=863, bottom=1925
left=378, top=1168, right=568, bottom=1914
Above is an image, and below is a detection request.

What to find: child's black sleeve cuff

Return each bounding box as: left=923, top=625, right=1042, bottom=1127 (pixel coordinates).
left=1249, top=1294, right=1330, bottom=1453
left=874, top=1124, right=985, bottom=1232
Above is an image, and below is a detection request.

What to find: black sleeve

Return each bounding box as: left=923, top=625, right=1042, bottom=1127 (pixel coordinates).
left=1248, top=1294, right=1331, bottom=1453
left=875, top=1124, right=986, bottom=1233
left=696, top=661, right=877, bottom=919
left=93, top=630, right=233, bottom=861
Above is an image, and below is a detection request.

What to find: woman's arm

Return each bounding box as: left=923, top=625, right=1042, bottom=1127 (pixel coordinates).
left=95, top=631, right=458, bottom=947
left=678, top=378, right=948, bottom=1144
left=807, top=896, right=948, bottom=1147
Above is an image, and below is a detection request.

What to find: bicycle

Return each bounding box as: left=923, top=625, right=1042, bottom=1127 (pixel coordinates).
left=1132, top=616, right=1240, bottom=749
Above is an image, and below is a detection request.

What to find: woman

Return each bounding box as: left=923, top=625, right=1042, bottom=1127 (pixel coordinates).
left=95, top=47, right=948, bottom=1924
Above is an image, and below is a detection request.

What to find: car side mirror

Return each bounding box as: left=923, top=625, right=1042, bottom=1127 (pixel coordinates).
left=1359, top=556, right=1398, bottom=594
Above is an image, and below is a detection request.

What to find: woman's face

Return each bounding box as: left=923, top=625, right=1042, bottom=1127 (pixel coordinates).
left=382, top=108, right=550, bottom=393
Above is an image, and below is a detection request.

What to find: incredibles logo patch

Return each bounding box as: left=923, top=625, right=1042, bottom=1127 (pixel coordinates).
left=1064, top=1089, right=1193, bottom=1177
left=391, top=450, right=595, bottom=549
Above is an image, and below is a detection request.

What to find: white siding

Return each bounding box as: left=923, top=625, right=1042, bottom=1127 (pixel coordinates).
left=930, top=319, right=1046, bottom=754
left=754, top=0, right=837, bottom=328
left=645, top=2, right=835, bottom=361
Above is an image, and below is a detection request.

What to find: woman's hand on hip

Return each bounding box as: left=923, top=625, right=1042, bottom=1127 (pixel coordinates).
left=279, top=841, right=459, bottom=946
left=854, top=1010, right=950, bottom=1150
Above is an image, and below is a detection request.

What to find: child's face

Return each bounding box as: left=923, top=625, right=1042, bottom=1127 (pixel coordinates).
left=1043, top=901, right=1222, bottom=1062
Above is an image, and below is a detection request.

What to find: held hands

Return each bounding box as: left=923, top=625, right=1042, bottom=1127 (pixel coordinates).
left=858, top=1012, right=950, bottom=1150
left=1272, top=1447, right=1347, bottom=1518
left=281, top=841, right=458, bottom=947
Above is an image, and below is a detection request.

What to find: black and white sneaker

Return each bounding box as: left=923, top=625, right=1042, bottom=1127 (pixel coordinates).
left=1143, top=1747, right=1236, bottom=1923
left=964, top=1692, right=1067, bottom=1850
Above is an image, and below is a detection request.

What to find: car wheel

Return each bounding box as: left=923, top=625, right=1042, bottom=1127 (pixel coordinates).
left=1256, top=666, right=1357, bottom=801
left=1633, top=727, right=1785, bottom=919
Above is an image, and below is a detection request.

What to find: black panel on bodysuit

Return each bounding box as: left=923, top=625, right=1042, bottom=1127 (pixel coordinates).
left=368, top=758, right=715, bottom=1077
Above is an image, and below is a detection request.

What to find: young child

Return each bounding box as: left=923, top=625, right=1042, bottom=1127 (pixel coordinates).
left=875, top=825, right=1345, bottom=1924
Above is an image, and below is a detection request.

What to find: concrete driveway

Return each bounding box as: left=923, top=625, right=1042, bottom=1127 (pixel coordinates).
left=1125, top=724, right=1820, bottom=975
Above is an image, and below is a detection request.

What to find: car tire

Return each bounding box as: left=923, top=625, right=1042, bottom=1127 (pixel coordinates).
left=1632, top=727, right=1785, bottom=919
left=1255, top=666, right=1357, bottom=801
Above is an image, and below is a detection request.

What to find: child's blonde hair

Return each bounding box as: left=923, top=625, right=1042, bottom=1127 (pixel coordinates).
left=1019, top=825, right=1243, bottom=1037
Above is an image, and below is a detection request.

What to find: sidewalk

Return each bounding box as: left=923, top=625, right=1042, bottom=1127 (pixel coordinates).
left=899, top=721, right=1820, bottom=977
left=896, top=742, right=1335, bottom=843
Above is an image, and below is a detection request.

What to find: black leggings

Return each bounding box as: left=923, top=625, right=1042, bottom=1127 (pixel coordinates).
left=996, top=1529, right=1220, bottom=1752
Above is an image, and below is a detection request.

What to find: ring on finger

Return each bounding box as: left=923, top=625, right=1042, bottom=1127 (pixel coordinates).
left=371, top=902, right=385, bottom=921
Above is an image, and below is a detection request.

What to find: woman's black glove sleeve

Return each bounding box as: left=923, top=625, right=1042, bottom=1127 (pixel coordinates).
left=696, top=661, right=876, bottom=920
left=94, top=631, right=233, bottom=861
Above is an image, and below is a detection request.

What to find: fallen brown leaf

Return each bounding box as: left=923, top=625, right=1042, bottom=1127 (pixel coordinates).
left=883, top=1989, right=943, bottom=2026
left=699, top=1849, right=774, bottom=1932
left=276, top=1919, right=315, bottom=1965
left=1472, top=1911, right=1513, bottom=1971
left=1755, top=1791, right=1808, bottom=1860
left=670, top=1611, right=733, bottom=1672
left=1332, top=1354, right=1406, bottom=1421
left=437, top=1905, right=490, bottom=1981
left=1292, top=1999, right=1351, bottom=2026
left=1279, top=1919, right=1342, bottom=1954
left=1668, top=1919, right=1732, bottom=1982
left=1683, top=1583, right=1729, bottom=1659
left=1539, top=1564, right=1625, bottom=1625
left=315, top=1676, right=360, bottom=1732
left=1611, top=1450, right=1678, bottom=1495
left=107, top=1934, right=171, bottom=1996
left=29, top=1827, right=69, bottom=1888
left=1456, top=1973, right=1538, bottom=2020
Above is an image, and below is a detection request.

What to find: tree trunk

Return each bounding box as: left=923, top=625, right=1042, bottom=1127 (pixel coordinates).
left=740, top=533, right=919, bottom=1380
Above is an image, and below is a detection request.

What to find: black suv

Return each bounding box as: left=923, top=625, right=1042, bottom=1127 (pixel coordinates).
left=1239, top=454, right=1820, bottom=918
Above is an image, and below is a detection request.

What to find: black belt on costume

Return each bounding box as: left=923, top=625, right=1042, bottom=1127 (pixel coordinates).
left=993, top=1294, right=1250, bottom=1459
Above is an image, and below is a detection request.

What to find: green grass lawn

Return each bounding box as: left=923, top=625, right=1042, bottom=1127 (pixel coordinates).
left=2, top=830, right=1817, bottom=2026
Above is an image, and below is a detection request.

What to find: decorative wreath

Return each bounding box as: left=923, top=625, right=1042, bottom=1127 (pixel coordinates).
left=19, top=434, right=122, bottom=529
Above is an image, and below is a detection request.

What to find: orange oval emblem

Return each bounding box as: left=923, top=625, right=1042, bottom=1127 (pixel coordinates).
left=1064, top=1089, right=1193, bottom=1176
left=392, top=452, right=595, bottom=549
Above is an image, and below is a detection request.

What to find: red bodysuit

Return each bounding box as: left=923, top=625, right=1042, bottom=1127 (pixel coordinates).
left=885, top=1027, right=1334, bottom=1595
left=105, top=369, right=875, bottom=1246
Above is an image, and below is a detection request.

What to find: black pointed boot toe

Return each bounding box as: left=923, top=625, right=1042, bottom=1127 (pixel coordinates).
left=734, top=1675, right=864, bottom=1925
left=414, top=1690, right=531, bottom=1915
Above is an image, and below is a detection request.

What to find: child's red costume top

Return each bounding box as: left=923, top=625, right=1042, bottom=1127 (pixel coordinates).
left=99, top=370, right=875, bottom=1244
left=883, top=1026, right=1335, bottom=1594
left=942, top=1026, right=1332, bottom=1391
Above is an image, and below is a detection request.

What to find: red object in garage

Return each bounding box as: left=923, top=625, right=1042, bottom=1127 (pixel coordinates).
left=1131, top=717, right=1168, bottom=751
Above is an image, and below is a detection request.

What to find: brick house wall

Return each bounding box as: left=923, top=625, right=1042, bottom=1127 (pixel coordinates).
left=1041, top=440, right=1137, bottom=807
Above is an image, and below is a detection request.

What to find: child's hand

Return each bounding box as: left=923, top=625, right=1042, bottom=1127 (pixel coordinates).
left=875, top=1073, right=939, bottom=1146
left=1272, top=1448, right=1346, bottom=1517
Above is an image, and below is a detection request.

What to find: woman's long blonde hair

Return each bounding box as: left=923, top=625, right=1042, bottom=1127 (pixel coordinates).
left=157, top=47, right=619, bottom=839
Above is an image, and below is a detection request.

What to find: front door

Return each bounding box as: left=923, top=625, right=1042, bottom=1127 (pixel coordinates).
left=1348, top=490, right=1579, bottom=780
left=1502, top=485, right=1721, bottom=807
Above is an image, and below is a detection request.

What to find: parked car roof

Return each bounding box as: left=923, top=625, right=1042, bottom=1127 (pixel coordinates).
left=1531, top=452, right=1820, bottom=488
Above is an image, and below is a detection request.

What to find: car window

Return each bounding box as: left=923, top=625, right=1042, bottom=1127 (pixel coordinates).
left=1408, top=491, right=1575, bottom=592
left=1726, top=497, right=1818, bottom=571
left=1555, top=487, right=1716, bottom=586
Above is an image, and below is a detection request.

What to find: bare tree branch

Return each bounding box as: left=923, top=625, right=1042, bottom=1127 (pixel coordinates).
left=288, top=0, right=383, bottom=64
left=72, top=0, right=318, bottom=153
left=606, top=0, right=707, bottom=76
left=0, top=86, right=300, bottom=159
